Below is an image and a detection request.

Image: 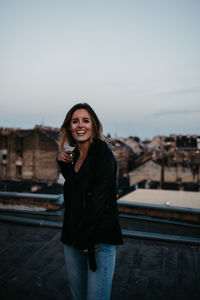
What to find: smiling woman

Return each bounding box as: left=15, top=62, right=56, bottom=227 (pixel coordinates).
left=56, top=103, right=123, bottom=300
left=70, top=109, right=93, bottom=144
left=59, top=103, right=104, bottom=150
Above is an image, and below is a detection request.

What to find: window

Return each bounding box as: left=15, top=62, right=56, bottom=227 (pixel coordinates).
left=16, top=165, right=22, bottom=176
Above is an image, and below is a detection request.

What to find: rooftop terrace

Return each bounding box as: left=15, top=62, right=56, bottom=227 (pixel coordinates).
left=121, top=189, right=200, bottom=210
left=0, top=209, right=200, bottom=300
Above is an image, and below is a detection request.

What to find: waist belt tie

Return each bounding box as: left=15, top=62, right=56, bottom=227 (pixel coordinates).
left=88, top=244, right=97, bottom=272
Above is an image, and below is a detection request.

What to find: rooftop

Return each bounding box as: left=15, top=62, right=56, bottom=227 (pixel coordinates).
left=0, top=212, right=200, bottom=300
left=121, top=189, right=200, bottom=210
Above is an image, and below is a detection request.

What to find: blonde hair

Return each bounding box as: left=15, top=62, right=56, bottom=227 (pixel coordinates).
left=59, top=103, right=104, bottom=151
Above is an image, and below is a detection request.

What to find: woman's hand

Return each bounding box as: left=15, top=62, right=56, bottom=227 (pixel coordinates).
left=57, top=151, right=74, bottom=164
left=82, top=244, right=98, bottom=254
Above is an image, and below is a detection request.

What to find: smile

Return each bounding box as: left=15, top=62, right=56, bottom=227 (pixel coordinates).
left=76, top=131, right=86, bottom=136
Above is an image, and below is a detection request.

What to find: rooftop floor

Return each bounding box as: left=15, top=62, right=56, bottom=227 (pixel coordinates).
left=121, top=189, right=200, bottom=210
left=0, top=221, right=200, bottom=300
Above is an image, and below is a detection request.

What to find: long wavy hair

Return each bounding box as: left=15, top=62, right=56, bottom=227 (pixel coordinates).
left=59, top=103, right=104, bottom=151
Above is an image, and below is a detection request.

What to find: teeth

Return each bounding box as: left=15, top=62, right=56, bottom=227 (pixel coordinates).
left=77, top=131, right=86, bottom=134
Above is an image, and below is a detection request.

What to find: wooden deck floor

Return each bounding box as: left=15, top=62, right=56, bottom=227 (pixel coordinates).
left=0, top=221, right=200, bottom=300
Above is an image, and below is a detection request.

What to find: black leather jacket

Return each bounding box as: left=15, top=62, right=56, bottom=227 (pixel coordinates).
left=57, top=137, right=123, bottom=250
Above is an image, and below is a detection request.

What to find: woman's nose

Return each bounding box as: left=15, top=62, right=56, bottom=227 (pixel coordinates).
left=78, top=120, right=84, bottom=127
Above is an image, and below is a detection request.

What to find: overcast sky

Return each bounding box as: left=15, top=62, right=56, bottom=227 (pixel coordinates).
left=0, top=0, right=199, bottom=139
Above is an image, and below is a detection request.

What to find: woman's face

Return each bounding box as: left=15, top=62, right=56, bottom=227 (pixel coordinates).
left=70, top=109, right=93, bottom=143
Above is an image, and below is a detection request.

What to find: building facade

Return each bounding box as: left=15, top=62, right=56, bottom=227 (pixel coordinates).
left=0, top=126, right=59, bottom=182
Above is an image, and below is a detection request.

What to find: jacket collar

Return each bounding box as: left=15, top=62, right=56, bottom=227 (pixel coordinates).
left=72, top=138, right=101, bottom=183
left=71, top=137, right=102, bottom=183
left=74, top=137, right=102, bottom=156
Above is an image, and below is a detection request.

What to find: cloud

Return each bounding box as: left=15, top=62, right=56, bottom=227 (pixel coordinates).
left=153, top=109, right=200, bottom=117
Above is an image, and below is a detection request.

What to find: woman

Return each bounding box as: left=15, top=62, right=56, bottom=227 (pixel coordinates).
left=57, top=103, right=123, bottom=300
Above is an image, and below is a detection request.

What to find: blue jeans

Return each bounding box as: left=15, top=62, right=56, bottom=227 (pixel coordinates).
left=63, top=243, right=116, bottom=300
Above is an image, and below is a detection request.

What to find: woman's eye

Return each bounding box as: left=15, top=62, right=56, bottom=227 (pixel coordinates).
left=71, top=119, right=90, bottom=124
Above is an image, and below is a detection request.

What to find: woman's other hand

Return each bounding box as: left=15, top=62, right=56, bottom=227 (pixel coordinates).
left=57, top=151, right=74, bottom=164
left=82, top=244, right=98, bottom=254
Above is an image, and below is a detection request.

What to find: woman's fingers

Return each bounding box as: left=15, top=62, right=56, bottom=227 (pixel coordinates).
left=94, top=244, right=99, bottom=252
left=82, top=244, right=99, bottom=254
left=58, top=151, right=74, bottom=163
left=63, top=151, right=73, bottom=162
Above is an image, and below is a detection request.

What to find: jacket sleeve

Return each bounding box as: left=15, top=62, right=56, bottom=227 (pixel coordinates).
left=74, top=144, right=117, bottom=250
left=56, top=157, right=72, bottom=180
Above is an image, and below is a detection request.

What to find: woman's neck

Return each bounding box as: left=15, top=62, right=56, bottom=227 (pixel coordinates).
left=77, top=140, right=92, bottom=158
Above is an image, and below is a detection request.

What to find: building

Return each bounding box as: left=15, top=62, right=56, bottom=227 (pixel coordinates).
left=126, top=135, right=200, bottom=191
left=0, top=126, right=135, bottom=194
left=0, top=126, right=59, bottom=188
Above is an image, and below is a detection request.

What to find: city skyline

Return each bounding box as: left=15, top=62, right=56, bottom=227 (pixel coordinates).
left=1, top=0, right=200, bottom=139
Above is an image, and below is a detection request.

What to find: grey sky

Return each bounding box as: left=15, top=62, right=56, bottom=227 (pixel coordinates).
left=0, top=0, right=199, bottom=139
